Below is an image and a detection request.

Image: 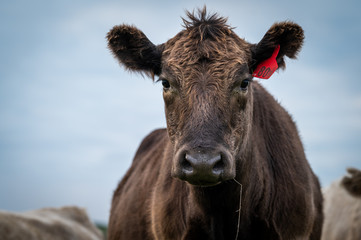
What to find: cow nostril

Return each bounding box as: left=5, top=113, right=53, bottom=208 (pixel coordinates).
left=174, top=149, right=234, bottom=186
left=212, top=157, right=225, bottom=174
left=181, top=155, right=193, bottom=172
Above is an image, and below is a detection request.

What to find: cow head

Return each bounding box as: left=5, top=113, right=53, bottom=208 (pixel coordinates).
left=107, top=8, right=304, bottom=186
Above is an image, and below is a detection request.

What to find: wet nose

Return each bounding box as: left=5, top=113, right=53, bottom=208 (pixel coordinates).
left=173, top=148, right=234, bottom=186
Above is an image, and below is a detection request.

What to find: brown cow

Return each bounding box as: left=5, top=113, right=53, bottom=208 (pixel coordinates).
left=107, top=8, right=323, bottom=240
left=322, top=168, right=361, bottom=240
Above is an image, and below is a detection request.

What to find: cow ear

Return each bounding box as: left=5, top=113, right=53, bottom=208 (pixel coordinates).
left=341, top=168, right=361, bottom=197
left=251, top=21, right=304, bottom=72
left=107, top=25, right=163, bottom=77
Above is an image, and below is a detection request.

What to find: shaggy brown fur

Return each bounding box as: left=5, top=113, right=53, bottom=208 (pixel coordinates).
left=322, top=168, right=361, bottom=240
left=107, top=7, right=323, bottom=240
left=0, top=206, right=103, bottom=240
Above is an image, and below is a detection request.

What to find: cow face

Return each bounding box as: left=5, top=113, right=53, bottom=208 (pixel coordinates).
left=107, top=8, right=304, bottom=186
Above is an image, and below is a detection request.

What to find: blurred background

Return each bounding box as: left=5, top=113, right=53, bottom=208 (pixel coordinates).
left=1, top=0, right=360, bottom=224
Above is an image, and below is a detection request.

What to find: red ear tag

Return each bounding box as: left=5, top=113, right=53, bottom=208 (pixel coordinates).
left=252, top=45, right=280, bottom=79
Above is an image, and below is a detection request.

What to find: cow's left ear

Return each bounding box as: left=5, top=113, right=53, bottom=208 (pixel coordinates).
left=251, top=21, right=304, bottom=71
left=107, top=24, right=163, bottom=77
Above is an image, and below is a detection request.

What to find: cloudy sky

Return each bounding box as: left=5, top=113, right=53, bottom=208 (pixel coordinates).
left=1, top=0, right=360, bottom=223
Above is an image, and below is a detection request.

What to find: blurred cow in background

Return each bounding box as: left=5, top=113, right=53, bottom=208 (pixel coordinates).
left=322, top=168, right=361, bottom=240
left=0, top=206, right=104, bottom=240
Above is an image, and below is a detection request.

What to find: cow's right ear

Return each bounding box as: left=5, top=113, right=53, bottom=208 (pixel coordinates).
left=107, top=25, right=163, bottom=77
left=251, top=22, right=304, bottom=72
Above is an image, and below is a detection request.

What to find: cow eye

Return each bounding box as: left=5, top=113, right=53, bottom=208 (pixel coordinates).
left=161, top=79, right=170, bottom=89
left=240, top=79, right=250, bottom=91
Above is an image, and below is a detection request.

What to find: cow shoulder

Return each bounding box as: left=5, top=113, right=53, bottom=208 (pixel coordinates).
left=109, top=129, right=169, bottom=239
left=133, top=128, right=168, bottom=163
left=112, top=128, right=168, bottom=197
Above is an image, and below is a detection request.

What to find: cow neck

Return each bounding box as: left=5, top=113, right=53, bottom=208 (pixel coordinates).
left=189, top=182, right=239, bottom=210
left=187, top=179, right=243, bottom=233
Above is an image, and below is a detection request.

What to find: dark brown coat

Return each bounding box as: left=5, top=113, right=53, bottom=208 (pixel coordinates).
left=107, top=8, right=323, bottom=240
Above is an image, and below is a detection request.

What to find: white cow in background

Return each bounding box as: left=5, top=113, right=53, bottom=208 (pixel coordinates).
left=322, top=168, right=361, bottom=240
left=0, top=206, right=104, bottom=240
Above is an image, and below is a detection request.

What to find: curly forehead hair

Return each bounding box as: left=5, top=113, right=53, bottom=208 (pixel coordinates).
left=181, top=7, right=233, bottom=42
left=163, top=7, right=250, bottom=73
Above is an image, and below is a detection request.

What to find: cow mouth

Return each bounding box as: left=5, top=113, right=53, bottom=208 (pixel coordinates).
left=186, top=179, right=222, bottom=187
left=172, top=166, right=224, bottom=187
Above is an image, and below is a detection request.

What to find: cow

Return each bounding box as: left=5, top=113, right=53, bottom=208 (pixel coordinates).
left=106, top=7, right=323, bottom=240
left=0, top=206, right=104, bottom=240
left=322, top=168, right=361, bottom=240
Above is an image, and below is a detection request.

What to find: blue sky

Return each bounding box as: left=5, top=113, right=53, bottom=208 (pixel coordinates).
left=1, top=0, right=360, bottom=223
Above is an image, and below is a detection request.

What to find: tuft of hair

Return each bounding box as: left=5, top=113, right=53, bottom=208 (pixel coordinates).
left=341, top=168, right=361, bottom=197
left=182, top=6, right=232, bottom=41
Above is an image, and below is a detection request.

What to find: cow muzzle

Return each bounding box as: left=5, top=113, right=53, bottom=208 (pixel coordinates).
left=172, top=146, right=235, bottom=186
